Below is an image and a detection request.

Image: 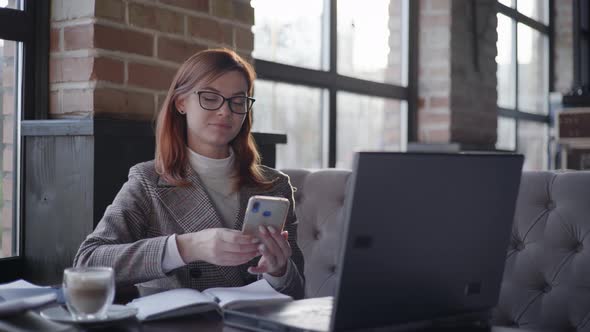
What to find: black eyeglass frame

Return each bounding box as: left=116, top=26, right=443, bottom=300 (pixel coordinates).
left=194, top=91, right=256, bottom=115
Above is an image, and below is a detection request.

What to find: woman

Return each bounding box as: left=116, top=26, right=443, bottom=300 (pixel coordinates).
left=73, top=49, right=304, bottom=299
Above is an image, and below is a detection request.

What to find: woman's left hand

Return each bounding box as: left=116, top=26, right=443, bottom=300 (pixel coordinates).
left=247, top=226, right=292, bottom=277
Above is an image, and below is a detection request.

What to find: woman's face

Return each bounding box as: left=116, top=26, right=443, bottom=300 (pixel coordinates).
left=178, top=70, right=249, bottom=158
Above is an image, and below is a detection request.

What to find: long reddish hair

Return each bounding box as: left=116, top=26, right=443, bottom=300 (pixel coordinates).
left=155, top=48, right=270, bottom=189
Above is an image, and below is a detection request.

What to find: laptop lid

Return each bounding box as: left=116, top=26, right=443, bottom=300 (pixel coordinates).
left=331, top=152, right=523, bottom=331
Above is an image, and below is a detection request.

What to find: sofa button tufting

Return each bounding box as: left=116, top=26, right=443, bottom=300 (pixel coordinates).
left=314, top=230, right=321, bottom=240
left=576, top=243, right=584, bottom=253
left=329, top=265, right=336, bottom=273
left=546, top=201, right=555, bottom=210
left=542, top=284, right=552, bottom=293
left=516, top=242, right=525, bottom=251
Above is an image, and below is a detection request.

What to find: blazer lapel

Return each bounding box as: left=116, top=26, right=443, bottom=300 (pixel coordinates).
left=155, top=166, right=245, bottom=286
left=155, top=167, right=223, bottom=233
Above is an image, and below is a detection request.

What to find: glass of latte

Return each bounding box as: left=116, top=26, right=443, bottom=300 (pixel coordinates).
left=63, top=267, right=115, bottom=320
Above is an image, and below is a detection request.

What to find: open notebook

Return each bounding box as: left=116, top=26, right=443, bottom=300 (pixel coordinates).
left=126, top=279, right=292, bottom=321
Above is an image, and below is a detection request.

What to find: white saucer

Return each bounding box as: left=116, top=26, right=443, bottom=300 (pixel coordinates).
left=40, top=304, right=138, bottom=324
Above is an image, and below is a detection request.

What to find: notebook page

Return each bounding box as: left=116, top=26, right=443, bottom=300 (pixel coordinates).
left=203, top=279, right=292, bottom=309
left=127, top=288, right=217, bottom=321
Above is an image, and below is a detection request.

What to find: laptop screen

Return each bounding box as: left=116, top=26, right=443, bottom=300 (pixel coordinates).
left=332, top=152, right=523, bottom=331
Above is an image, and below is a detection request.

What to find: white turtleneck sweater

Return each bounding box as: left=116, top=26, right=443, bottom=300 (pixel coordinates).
left=161, top=147, right=293, bottom=288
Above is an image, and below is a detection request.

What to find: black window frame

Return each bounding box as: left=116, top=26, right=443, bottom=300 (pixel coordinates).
left=572, top=0, right=589, bottom=90
left=0, top=0, right=49, bottom=282
left=253, top=0, right=419, bottom=168
left=496, top=0, right=554, bottom=155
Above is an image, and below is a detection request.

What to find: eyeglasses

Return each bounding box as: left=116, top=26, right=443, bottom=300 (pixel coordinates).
left=195, top=91, right=255, bottom=115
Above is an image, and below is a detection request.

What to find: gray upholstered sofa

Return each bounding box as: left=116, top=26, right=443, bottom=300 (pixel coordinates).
left=283, top=169, right=590, bottom=331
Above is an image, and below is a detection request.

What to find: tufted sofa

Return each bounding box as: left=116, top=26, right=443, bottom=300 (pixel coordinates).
left=283, top=169, right=590, bottom=331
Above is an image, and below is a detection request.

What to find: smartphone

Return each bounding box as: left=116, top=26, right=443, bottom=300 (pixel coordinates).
left=242, top=195, right=290, bottom=237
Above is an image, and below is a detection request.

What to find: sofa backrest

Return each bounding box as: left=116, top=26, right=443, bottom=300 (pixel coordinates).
left=282, top=169, right=352, bottom=298
left=493, top=171, right=590, bottom=330
left=283, top=169, right=590, bottom=329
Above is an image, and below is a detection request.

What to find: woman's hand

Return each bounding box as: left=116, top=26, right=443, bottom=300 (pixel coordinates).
left=247, top=226, right=292, bottom=277
left=177, top=228, right=260, bottom=266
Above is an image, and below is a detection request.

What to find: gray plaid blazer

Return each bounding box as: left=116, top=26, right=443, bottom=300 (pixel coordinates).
left=73, top=161, right=305, bottom=299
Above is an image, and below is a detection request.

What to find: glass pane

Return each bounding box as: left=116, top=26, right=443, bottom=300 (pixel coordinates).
left=252, top=80, right=326, bottom=169
left=498, top=0, right=514, bottom=7
left=337, top=92, right=405, bottom=169
left=337, top=0, right=405, bottom=85
left=0, top=39, right=18, bottom=258
left=251, top=0, right=326, bottom=70
left=518, top=121, right=548, bottom=171
left=517, top=23, right=548, bottom=114
left=496, top=117, right=516, bottom=150
left=517, top=0, right=548, bottom=24
left=496, top=14, right=515, bottom=109
left=0, top=0, right=21, bottom=10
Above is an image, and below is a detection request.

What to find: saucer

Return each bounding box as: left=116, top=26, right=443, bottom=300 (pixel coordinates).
left=40, top=304, right=138, bottom=324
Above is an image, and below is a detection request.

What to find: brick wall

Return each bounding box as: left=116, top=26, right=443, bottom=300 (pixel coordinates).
left=50, top=0, right=255, bottom=120
left=554, top=0, right=573, bottom=94
left=449, top=0, right=497, bottom=147
left=417, top=0, right=497, bottom=148
left=418, top=0, right=452, bottom=143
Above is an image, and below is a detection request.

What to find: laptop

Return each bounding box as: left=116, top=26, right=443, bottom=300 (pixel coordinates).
left=224, top=152, right=524, bottom=331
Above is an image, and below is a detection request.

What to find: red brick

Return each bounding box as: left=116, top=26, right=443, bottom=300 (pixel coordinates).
left=212, top=0, right=233, bottom=19
left=50, top=57, right=94, bottom=83
left=233, top=1, right=254, bottom=25
left=160, top=0, right=208, bottom=13
left=95, top=24, right=153, bottom=56
left=238, top=52, right=253, bottom=65
left=127, top=91, right=156, bottom=120
left=64, top=24, right=94, bottom=51
left=156, top=94, right=168, bottom=113
left=94, top=88, right=155, bottom=120
left=2, top=206, right=13, bottom=229
left=2, top=93, right=14, bottom=115
left=418, top=111, right=450, bottom=125
left=3, top=66, right=14, bottom=87
left=50, top=91, right=60, bottom=115
left=2, top=231, right=12, bottom=257
left=3, top=120, right=13, bottom=144
left=235, top=27, right=253, bottom=51
left=430, top=96, right=449, bottom=108
left=427, top=0, right=450, bottom=11
left=50, top=28, right=60, bottom=52
left=158, top=37, right=207, bottom=63
left=3, top=179, right=12, bottom=201
left=188, top=16, right=230, bottom=44
left=418, top=97, right=426, bottom=109
left=94, top=88, right=126, bottom=116
left=128, top=62, right=176, bottom=91
left=92, top=57, right=125, bottom=83
left=3, top=146, right=12, bottom=172
left=95, top=0, right=125, bottom=23
left=422, top=13, right=450, bottom=26
left=1, top=40, right=15, bottom=55
left=419, top=128, right=450, bottom=143
left=62, top=89, right=93, bottom=116
left=129, top=2, right=184, bottom=34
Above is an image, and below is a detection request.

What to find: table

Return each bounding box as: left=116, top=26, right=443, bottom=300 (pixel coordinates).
left=0, top=310, right=553, bottom=332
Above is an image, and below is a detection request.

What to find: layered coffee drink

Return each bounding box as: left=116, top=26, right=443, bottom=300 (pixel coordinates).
left=63, top=267, right=115, bottom=320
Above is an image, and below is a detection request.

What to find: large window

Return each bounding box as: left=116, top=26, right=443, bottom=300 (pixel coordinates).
left=251, top=0, right=416, bottom=169
left=496, top=0, right=551, bottom=170
left=0, top=0, right=48, bottom=277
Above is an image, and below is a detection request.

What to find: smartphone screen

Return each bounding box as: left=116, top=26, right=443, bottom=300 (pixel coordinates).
left=242, top=196, right=290, bottom=236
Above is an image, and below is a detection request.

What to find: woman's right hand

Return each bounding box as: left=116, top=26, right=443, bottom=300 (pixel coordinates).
left=176, top=228, right=260, bottom=266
